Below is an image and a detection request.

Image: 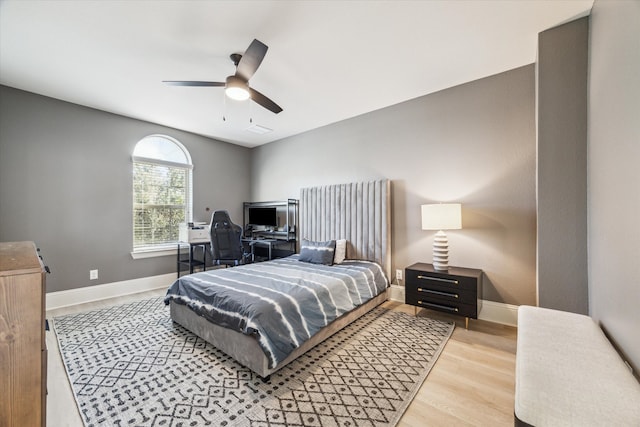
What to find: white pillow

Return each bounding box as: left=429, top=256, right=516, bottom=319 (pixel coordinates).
left=334, top=239, right=347, bottom=264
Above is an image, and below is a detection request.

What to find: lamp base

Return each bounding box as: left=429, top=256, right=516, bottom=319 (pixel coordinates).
left=433, top=230, right=449, bottom=270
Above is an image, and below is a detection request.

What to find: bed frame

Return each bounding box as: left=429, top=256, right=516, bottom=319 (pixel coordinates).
left=169, top=179, right=391, bottom=378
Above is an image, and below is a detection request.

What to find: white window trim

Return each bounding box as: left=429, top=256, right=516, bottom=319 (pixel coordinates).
left=130, top=247, right=177, bottom=259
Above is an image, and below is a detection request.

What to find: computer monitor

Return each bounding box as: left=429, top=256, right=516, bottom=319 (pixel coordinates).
left=248, top=207, right=277, bottom=227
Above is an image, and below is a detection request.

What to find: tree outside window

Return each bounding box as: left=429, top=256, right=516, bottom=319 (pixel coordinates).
left=132, top=135, right=192, bottom=252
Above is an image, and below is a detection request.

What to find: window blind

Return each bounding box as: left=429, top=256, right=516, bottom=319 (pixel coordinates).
left=133, top=160, right=191, bottom=251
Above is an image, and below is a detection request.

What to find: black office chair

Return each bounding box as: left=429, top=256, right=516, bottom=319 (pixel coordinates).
left=209, top=210, right=250, bottom=267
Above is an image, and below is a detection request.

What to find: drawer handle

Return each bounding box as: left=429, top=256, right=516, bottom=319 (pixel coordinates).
left=418, top=301, right=459, bottom=312
left=417, top=275, right=459, bottom=285
left=418, top=288, right=458, bottom=298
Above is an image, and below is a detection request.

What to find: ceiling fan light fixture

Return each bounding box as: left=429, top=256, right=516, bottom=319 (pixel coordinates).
left=225, top=76, right=250, bottom=101
left=164, top=39, right=281, bottom=113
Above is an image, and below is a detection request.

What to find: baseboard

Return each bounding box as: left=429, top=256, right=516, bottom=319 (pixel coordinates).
left=478, top=300, right=519, bottom=327
left=46, top=273, right=175, bottom=311
left=388, top=285, right=405, bottom=302
left=388, top=285, right=518, bottom=327
left=47, top=275, right=520, bottom=326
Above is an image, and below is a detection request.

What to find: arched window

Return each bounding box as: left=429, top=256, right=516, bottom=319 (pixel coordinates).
left=132, top=135, right=193, bottom=253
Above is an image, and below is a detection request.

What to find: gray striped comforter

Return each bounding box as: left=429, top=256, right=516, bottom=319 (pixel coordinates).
left=164, top=255, right=388, bottom=368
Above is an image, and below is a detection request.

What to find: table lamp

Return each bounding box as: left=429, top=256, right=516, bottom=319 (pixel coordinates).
left=421, top=203, right=462, bottom=270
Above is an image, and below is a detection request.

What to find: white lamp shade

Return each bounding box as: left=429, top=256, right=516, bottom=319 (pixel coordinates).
left=421, top=203, right=462, bottom=230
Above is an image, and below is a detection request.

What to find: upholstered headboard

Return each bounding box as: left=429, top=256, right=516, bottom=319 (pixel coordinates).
left=300, top=179, right=391, bottom=280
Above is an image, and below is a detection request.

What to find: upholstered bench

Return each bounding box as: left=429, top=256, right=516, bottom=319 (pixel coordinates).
left=515, top=305, right=640, bottom=426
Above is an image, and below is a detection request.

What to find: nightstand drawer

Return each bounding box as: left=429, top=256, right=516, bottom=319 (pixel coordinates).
left=406, top=269, right=477, bottom=292
left=413, top=298, right=477, bottom=318
left=406, top=285, right=476, bottom=305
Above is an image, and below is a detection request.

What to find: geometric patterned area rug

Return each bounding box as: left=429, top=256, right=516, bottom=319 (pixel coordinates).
left=53, top=296, right=454, bottom=427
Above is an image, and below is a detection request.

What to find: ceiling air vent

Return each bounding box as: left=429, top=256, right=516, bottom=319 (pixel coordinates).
left=246, top=124, right=273, bottom=135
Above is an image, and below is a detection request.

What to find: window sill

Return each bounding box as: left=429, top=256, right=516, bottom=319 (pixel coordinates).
left=131, top=248, right=177, bottom=259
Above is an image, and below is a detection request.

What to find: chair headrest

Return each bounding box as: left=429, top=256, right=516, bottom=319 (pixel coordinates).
left=211, top=210, right=231, bottom=223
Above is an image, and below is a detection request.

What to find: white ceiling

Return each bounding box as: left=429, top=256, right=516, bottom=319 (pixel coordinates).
left=0, top=0, right=593, bottom=148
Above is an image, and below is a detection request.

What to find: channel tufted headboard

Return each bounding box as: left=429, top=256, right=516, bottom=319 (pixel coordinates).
left=300, top=179, right=391, bottom=280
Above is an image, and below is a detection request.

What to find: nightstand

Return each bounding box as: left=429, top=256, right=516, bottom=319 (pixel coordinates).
left=405, top=263, right=482, bottom=329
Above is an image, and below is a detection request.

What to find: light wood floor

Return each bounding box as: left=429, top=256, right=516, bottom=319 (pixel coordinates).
left=45, top=290, right=517, bottom=426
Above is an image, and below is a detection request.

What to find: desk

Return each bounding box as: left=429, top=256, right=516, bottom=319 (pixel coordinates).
left=243, top=238, right=280, bottom=261
left=177, top=241, right=210, bottom=277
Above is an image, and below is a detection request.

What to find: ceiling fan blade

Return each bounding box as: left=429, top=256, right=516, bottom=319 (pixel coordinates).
left=249, top=88, right=283, bottom=114
left=235, top=39, right=268, bottom=81
left=163, top=81, right=225, bottom=87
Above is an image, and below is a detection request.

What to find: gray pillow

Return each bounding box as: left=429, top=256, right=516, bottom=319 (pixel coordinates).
left=299, top=239, right=336, bottom=265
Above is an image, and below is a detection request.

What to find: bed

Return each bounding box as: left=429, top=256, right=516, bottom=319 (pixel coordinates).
left=165, top=179, right=391, bottom=378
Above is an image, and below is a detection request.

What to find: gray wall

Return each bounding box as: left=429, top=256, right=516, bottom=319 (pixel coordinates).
left=0, top=86, right=251, bottom=292
left=536, top=18, right=589, bottom=314
left=588, top=0, right=640, bottom=373
left=251, top=65, right=537, bottom=306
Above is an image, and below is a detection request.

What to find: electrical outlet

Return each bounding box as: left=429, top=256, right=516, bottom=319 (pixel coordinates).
left=90, top=269, right=98, bottom=280
left=395, top=269, right=403, bottom=281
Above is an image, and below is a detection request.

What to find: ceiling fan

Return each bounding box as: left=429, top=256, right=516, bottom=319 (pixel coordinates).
left=163, top=39, right=283, bottom=114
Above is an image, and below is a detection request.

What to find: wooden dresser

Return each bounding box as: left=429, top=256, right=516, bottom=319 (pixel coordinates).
left=0, top=241, right=47, bottom=427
